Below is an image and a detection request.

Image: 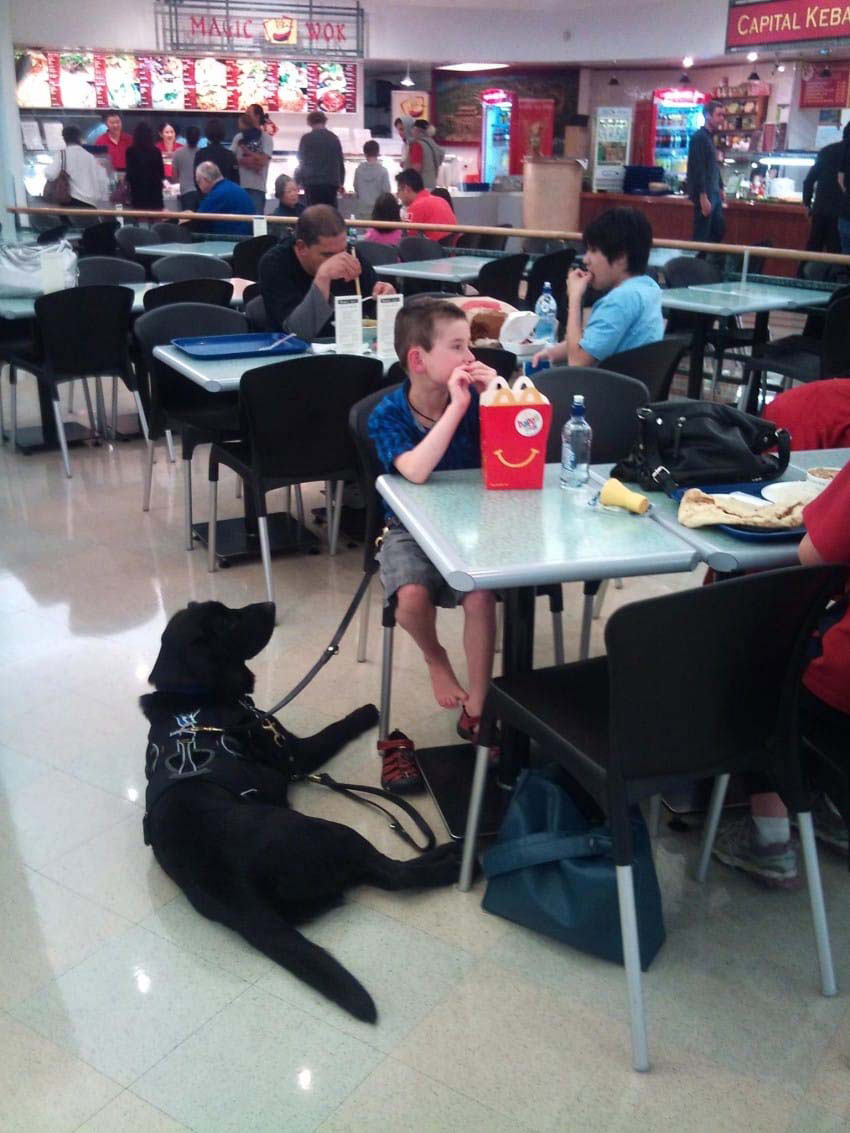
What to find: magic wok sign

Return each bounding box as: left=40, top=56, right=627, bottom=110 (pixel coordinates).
left=727, top=0, right=850, bottom=50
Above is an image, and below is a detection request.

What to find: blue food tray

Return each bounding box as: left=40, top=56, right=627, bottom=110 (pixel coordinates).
left=172, top=333, right=308, bottom=359
left=671, top=481, right=806, bottom=542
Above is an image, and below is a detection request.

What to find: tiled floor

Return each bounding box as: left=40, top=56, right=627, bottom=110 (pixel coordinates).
left=1, top=377, right=848, bottom=1132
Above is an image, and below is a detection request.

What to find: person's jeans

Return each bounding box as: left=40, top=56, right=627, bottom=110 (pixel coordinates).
left=837, top=216, right=850, bottom=255
left=692, top=196, right=725, bottom=245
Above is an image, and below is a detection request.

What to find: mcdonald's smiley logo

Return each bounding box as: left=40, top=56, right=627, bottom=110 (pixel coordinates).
left=494, top=448, right=540, bottom=469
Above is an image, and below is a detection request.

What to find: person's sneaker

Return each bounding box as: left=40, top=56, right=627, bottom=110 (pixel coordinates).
left=711, top=815, right=802, bottom=890
left=792, top=795, right=850, bottom=856
left=378, top=730, right=423, bottom=794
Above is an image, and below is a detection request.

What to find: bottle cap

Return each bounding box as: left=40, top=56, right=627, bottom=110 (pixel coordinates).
left=573, top=394, right=585, bottom=406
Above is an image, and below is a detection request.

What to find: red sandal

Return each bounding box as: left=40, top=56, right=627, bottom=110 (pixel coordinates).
left=377, top=730, right=423, bottom=794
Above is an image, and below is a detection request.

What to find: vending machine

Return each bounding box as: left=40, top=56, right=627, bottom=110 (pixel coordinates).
left=591, top=106, right=633, bottom=191
left=632, top=88, right=706, bottom=184
left=480, top=89, right=555, bottom=181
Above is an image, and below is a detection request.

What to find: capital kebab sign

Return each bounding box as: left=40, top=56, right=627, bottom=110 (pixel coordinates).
left=727, top=0, right=850, bottom=50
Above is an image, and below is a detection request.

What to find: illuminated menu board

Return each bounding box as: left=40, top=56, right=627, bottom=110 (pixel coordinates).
left=15, top=48, right=357, bottom=113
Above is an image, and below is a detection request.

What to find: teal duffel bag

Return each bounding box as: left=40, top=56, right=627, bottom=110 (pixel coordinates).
left=481, top=767, right=666, bottom=970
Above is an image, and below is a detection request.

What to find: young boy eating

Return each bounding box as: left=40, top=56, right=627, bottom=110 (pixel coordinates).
left=368, top=299, right=499, bottom=791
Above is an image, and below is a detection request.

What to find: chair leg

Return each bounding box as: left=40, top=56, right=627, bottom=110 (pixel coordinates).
left=142, top=439, right=155, bottom=511
left=579, top=589, right=594, bottom=661
left=81, top=379, right=97, bottom=435
left=494, top=600, right=503, bottom=655
left=616, top=864, right=650, bottom=1072
left=295, top=484, right=305, bottom=526
left=207, top=476, right=219, bottom=572
left=551, top=607, right=565, bottom=666
left=66, top=379, right=75, bottom=413
left=694, top=773, right=731, bottom=883
left=51, top=397, right=72, bottom=478
left=94, top=376, right=108, bottom=439
left=132, top=391, right=150, bottom=441
left=111, top=376, right=119, bottom=435
left=593, top=578, right=610, bottom=620
left=11, top=375, right=17, bottom=451
left=165, top=429, right=176, bottom=463
left=356, top=574, right=373, bottom=662
left=379, top=624, right=394, bottom=741
left=235, top=476, right=242, bottom=499
left=649, top=794, right=662, bottom=839
left=285, top=485, right=292, bottom=514
left=328, top=480, right=344, bottom=555
left=183, top=457, right=194, bottom=551
left=0, top=367, right=5, bottom=442
left=460, top=741, right=492, bottom=891
left=797, top=811, right=837, bottom=997
left=258, top=515, right=275, bottom=607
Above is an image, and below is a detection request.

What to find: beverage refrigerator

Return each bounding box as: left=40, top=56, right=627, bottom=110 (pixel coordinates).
left=632, top=88, right=706, bottom=185
left=590, top=106, right=633, bottom=191
left=480, top=89, right=554, bottom=182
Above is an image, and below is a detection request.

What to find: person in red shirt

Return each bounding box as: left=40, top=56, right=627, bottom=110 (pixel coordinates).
left=100, top=110, right=133, bottom=173
left=762, top=379, right=850, bottom=452
left=396, top=169, right=455, bottom=242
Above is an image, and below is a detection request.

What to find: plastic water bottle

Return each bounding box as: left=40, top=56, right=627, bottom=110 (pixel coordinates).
left=534, top=281, right=558, bottom=344
left=560, top=395, right=593, bottom=491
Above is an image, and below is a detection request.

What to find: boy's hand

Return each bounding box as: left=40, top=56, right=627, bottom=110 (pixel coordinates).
left=567, top=266, right=591, bottom=305
left=448, top=367, right=472, bottom=410
left=463, top=360, right=498, bottom=391
left=531, top=344, right=555, bottom=369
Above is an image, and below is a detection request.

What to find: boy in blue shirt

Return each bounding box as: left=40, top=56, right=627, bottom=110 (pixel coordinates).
left=532, top=207, right=664, bottom=368
left=369, top=299, right=498, bottom=791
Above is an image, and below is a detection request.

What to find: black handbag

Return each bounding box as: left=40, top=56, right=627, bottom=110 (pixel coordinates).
left=611, top=399, right=791, bottom=492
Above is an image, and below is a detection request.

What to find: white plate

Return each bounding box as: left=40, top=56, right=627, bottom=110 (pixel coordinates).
left=760, top=481, right=820, bottom=507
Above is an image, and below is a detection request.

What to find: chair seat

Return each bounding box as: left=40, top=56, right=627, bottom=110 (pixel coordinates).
left=171, top=403, right=240, bottom=432
left=744, top=351, right=821, bottom=383
left=213, top=436, right=358, bottom=487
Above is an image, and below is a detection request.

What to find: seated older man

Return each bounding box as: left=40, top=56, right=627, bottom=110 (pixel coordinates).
left=259, top=204, right=395, bottom=341
left=193, top=161, right=256, bottom=235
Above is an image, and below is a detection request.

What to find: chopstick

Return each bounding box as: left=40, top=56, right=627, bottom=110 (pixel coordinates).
left=349, top=241, right=361, bottom=298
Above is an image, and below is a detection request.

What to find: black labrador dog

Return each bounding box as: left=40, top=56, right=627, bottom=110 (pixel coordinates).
left=140, top=600, right=461, bottom=1023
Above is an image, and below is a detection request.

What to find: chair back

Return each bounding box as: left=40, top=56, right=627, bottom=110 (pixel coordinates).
left=525, top=249, right=575, bottom=315
left=37, top=225, right=69, bottom=245
left=77, top=256, right=145, bottom=286
left=133, top=302, right=247, bottom=421
left=242, top=282, right=261, bottom=304
left=605, top=565, right=847, bottom=793
left=664, top=256, right=721, bottom=289
left=456, top=233, right=480, bottom=251
left=116, top=225, right=157, bottom=258
left=534, top=367, right=649, bottom=463
left=471, top=346, right=518, bottom=379
left=35, top=285, right=133, bottom=377
left=602, top=335, right=689, bottom=401
left=231, top=234, right=279, bottom=281
left=142, top=278, right=234, bottom=311
left=477, top=224, right=513, bottom=252
left=151, top=221, right=193, bottom=243
left=78, top=220, right=119, bottom=257
left=821, top=294, right=850, bottom=378
left=349, top=383, right=402, bottom=570
left=245, top=294, right=271, bottom=330
left=474, top=254, right=528, bottom=307
left=239, top=355, right=384, bottom=484
left=152, top=253, right=232, bottom=283
left=400, top=237, right=444, bottom=262
left=356, top=240, right=401, bottom=268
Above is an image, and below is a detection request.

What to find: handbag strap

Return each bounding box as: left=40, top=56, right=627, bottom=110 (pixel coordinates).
left=483, top=829, right=612, bottom=879
left=307, top=771, right=437, bottom=853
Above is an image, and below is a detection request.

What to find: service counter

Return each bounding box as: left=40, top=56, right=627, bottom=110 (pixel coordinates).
left=579, top=192, right=811, bottom=276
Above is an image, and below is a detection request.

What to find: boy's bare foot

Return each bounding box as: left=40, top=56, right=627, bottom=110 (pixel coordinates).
left=426, top=649, right=468, bottom=708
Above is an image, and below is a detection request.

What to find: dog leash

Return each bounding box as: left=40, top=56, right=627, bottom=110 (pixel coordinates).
left=306, top=772, right=437, bottom=853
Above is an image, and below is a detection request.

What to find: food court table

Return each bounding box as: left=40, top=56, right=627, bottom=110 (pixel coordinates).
left=660, top=280, right=832, bottom=402
left=376, top=463, right=699, bottom=837
left=135, top=240, right=238, bottom=259
left=373, top=256, right=495, bottom=285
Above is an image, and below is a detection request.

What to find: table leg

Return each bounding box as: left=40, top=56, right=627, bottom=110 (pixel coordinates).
left=498, top=587, right=535, bottom=784
left=686, top=315, right=708, bottom=400
left=743, top=311, right=771, bottom=414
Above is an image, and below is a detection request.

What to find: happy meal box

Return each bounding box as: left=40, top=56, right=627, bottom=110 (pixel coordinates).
left=479, top=375, right=552, bottom=490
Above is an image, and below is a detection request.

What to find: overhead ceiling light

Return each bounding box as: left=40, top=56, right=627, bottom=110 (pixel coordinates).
left=437, top=63, right=510, bottom=72
left=777, top=61, right=786, bottom=72
left=747, top=51, right=758, bottom=62
left=608, top=74, right=620, bottom=86
left=400, top=63, right=415, bottom=88
left=682, top=55, right=694, bottom=69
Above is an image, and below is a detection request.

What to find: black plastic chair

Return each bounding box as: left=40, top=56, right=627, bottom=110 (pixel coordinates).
left=241, top=282, right=261, bottom=305
left=142, top=278, right=234, bottom=312
left=116, top=225, right=158, bottom=261
left=535, top=366, right=650, bottom=653
left=151, top=221, right=194, bottom=243
left=355, top=240, right=401, bottom=268
left=152, top=254, right=232, bottom=283
left=77, top=256, right=145, bottom=286
left=602, top=336, right=690, bottom=401
left=208, top=355, right=384, bottom=605
left=471, top=346, right=518, bottom=379
left=663, top=256, right=722, bottom=340
left=455, top=233, right=481, bottom=251
left=460, top=564, right=845, bottom=1072
left=134, top=303, right=248, bottom=546
left=36, top=224, right=69, bottom=245
left=524, top=249, right=575, bottom=326
left=477, top=224, right=513, bottom=252
left=78, top=220, right=120, bottom=257
left=399, top=237, right=444, bottom=262
left=245, top=295, right=271, bottom=330
left=13, top=286, right=137, bottom=477
left=231, top=234, right=279, bottom=281
left=473, top=254, right=527, bottom=307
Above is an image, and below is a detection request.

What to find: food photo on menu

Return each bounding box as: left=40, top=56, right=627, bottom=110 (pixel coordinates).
left=59, top=51, right=96, bottom=108
left=16, top=50, right=52, bottom=108
left=237, top=58, right=270, bottom=109
left=104, top=53, right=141, bottom=109
left=149, top=55, right=184, bottom=110
left=193, top=56, right=229, bottom=111
left=316, top=63, right=347, bottom=114
left=277, top=61, right=307, bottom=112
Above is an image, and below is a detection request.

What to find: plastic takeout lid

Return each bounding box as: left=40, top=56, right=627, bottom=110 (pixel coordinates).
left=499, top=310, right=538, bottom=346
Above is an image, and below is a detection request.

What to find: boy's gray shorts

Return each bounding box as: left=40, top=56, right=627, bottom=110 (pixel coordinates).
left=376, top=525, right=464, bottom=609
